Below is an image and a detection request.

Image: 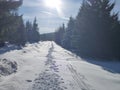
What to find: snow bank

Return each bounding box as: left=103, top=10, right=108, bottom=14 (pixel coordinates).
left=0, top=59, right=17, bottom=76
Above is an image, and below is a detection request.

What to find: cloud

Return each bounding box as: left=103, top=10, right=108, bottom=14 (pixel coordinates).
left=39, top=11, right=56, bottom=16
left=22, top=0, right=44, bottom=7
left=40, top=11, right=69, bottom=20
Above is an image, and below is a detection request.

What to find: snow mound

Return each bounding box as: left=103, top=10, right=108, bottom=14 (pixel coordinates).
left=0, top=59, right=17, bottom=76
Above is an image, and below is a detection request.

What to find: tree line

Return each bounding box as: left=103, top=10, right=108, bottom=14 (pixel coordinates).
left=0, top=0, right=40, bottom=46
left=55, top=0, right=120, bottom=60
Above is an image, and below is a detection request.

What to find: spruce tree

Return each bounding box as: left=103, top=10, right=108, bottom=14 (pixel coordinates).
left=55, top=24, right=65, bottom=46
left=25, top=18, right=40, bottom=43
left=62, top=17, right=75, bottom=50
left=32, top=17, right=40, bottom=42
left=15, top=15, right=26, bottom=45
left=25, top=21, right=33, bottom=43
left=0, top=0, right=23, bottom=45
left=75, top=0, right=120, bottom=59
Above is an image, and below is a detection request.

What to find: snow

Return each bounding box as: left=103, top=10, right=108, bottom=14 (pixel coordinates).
left=0, top=58, right=17, bottom=76
left=0, top=41, right=120, bottom=90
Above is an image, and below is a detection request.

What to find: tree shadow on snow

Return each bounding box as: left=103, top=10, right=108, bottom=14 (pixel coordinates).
left=0, top=45, right=21, bottom=54
left=84, top=58, right=120, bottom=74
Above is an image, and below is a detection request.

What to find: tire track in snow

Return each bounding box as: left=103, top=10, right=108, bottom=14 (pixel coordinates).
left=32, top=42, right=67, bottom=90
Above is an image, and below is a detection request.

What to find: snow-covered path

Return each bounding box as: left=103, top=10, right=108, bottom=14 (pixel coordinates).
left=0, top=41, right=120, bottom=90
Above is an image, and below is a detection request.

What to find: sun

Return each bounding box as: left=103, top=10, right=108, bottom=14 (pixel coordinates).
left=44, top=0, right=62, bottom=9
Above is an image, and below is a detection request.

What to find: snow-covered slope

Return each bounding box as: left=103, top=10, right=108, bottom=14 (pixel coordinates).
left=0, top=41, right=120, bottom=90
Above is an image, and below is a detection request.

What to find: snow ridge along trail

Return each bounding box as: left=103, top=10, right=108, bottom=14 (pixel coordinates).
left=0, top=41, right=120, bottom=90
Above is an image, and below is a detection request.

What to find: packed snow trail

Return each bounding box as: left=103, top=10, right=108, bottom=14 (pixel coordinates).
left=0, top=41, right=120, bottom=90
left=32, top=43, right=67, bottom=90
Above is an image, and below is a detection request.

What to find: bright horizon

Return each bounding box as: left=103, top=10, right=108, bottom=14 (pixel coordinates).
left=19, top=0, right=120, bottom=34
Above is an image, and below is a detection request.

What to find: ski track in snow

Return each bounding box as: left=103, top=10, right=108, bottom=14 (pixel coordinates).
left=51, top=43, right=95, bottom=90
left=67, top=64, right=94, bottom=90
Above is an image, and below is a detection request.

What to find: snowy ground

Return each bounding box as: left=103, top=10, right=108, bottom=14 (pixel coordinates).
left=0, top=41, right=120, bottom=90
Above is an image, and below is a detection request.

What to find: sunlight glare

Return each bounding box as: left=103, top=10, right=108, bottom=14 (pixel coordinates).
left=44, top=0, right=62, bottom=9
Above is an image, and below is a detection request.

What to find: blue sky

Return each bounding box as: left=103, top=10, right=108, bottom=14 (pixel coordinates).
left=19, top=0, right=120, bottom=34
